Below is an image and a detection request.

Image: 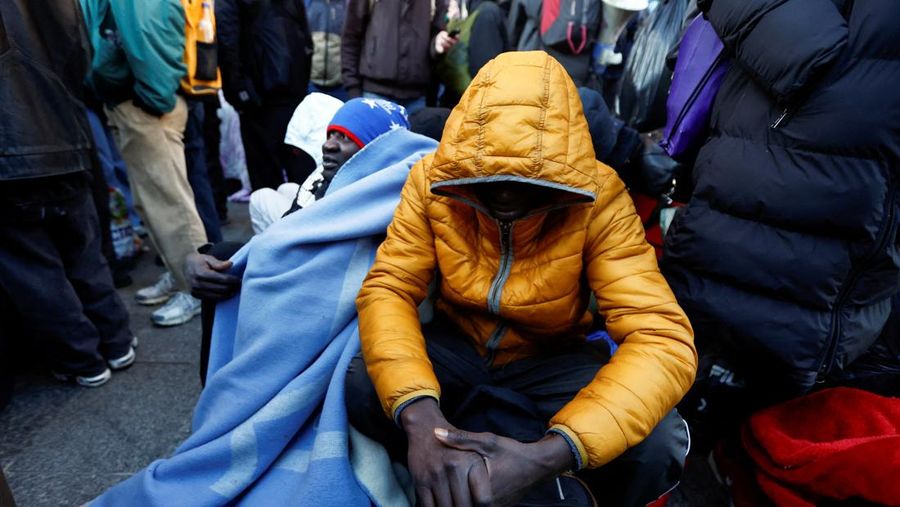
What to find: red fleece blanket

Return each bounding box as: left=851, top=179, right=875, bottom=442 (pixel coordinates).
left=741, top=387, right=900, bottom=506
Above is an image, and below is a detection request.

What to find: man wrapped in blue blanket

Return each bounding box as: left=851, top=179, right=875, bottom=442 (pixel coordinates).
left=91, top=99, right=438, bottom=506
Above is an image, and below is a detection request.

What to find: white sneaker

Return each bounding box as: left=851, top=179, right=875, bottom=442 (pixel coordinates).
left=135, top=272, right=176, bottom=306
left=151, top=292, right=201, bottom=327
left=53, top=368, right=112, bottom=388
left=77, top=369, right=112, bottom=387
left=108, top=337, right=139, bottom=371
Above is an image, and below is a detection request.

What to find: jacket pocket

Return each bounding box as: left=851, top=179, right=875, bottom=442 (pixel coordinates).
left=194, top=41, right=218, bottom=82
left=362, top=33, right=378, bottom=77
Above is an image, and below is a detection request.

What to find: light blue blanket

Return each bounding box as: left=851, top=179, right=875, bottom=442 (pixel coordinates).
left=92, top=129, right=437, bottom=506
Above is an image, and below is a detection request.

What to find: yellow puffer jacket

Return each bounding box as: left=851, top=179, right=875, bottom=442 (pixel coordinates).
left=356, top=51, right=697, bottom=469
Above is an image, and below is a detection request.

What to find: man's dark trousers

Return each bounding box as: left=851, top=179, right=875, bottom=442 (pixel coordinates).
left=185, top=97, right=223, bottom=243
left=240, top=100, right=314, bottom=190
left=202, top=98, right=229, bottom=222
left=0, top=178, right=133, bottom=377
left=346, top=316, right=689, bottom=506
left=198, top=240, right=245, bottom=385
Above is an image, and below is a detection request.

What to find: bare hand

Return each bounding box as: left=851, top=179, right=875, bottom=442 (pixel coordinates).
left=401, top=399, right=490, bottom=507
left=435, top=428, right=575, bottom=506
left=434, top=30, right=459, bottom=55
left=184, top=252, right=241, bottom=301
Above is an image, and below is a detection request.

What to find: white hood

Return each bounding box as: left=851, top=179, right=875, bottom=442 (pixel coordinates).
left=283, top=92, right=344, bottom=167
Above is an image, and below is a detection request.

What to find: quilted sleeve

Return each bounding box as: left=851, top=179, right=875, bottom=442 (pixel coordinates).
left=356, top=161, right=441, bottom=422
left=548, top=168, right=697, bottom=469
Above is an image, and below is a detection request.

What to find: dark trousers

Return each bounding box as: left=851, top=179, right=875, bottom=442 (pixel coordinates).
left=202, top=98, right=228, bottom=222
left=0, top=289, right=17, bottom=412
left=0, top=193, right=133, bottom=377
left=468, top=2, right=510, bottom=78
left=0, top=465, right=15, bottom=507
left=185, top=97, right=223, bottom=243
left=347, top=317, right=688, bottom=507
left=87, top=143, right=117, bottom=268
left=198, top=241, right=246, bottom=385
left=240, top=102, right=314, bottom=190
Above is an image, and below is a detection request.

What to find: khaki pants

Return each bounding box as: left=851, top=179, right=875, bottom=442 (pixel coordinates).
left=106, top=97, right=207, bottom=291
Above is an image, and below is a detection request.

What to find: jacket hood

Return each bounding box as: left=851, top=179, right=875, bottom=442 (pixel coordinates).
left=429, top=51, right=599, bottom=209
left=283, top=92, right=344, bottom=167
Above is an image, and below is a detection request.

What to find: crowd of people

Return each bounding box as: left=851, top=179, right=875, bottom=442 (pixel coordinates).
left=1, top=0, right=898, bottom=505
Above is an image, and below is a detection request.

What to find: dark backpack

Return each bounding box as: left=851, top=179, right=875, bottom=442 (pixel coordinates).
left=539, top=0, right=602, bottom=55
left=507, top=0, right=543, bottom=51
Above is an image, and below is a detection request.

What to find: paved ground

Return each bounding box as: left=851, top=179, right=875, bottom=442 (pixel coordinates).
left=0, top=201, right=728, bottom=506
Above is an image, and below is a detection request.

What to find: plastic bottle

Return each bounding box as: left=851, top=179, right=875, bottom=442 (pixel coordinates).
left=199, top=1, right=215, bottom=43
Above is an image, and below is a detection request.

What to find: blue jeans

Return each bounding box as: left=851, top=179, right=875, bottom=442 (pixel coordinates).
left=362, top=91, right=426, bottom=115
left=87, top=109, right=141, bottom=230
left=185, top=98, right=223, bottom=243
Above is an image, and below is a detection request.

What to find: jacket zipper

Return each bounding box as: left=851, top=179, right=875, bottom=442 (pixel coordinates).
left=487, top=220, right=514, bottom=314
left=485, top=220, right=514, bottom=365
left=814, top=0, right=859, bottom=380
left=770, top=107, right=793, bottom=129
left=816, top=184, right=897, bottom=381
left=485, top=322, right=509, bottom=367
left=772, top=0, right=853, bottom=132
left=665, top=51, right=726, bottom=148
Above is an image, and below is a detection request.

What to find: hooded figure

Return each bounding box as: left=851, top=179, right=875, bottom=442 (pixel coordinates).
left=350, top=51, right=697, bottom=505
left=248, top=96, right=410, bottom=233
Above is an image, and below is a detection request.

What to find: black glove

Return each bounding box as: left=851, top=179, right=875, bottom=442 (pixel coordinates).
left=618, top=134, right=681, bottom=197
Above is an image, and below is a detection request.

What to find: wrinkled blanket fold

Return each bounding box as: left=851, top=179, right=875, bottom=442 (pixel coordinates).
left=92, top=129, right=437, bottom=506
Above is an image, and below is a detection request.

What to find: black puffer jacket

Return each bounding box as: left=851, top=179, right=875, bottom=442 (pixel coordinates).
left=663, top=0, right=900, bottom=391
left=0, top=0, right=93, bottom=181
left=216, top=0, right=313, bottom=108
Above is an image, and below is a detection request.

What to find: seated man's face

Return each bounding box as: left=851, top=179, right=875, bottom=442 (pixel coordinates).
left=321, top=130, right=361, bottom=183
left=472, top=181, right=556, bottom=221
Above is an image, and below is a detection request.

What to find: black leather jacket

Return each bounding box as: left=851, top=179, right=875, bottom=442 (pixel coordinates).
left=0, top=0, right=94, bottom=181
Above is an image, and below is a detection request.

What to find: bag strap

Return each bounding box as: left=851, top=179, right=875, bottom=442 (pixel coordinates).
left=566, top=21, right=588, bottom=54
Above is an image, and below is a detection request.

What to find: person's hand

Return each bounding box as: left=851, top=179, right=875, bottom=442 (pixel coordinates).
left=184, top=252, right=241, bottom=301
left=435, top=428, right=576, bottom=506
left=434, top=30, right=459, bottom=55
left=401, top=398, right=491, bottom=507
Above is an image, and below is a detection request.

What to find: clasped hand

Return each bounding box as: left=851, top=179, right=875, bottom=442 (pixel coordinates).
left=401, top=398, right=574, bottom=507
left=184, top=252, right=241, bottom=301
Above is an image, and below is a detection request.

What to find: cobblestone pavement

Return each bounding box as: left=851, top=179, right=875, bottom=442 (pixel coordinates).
left=0, top=202, right=728, bottom=506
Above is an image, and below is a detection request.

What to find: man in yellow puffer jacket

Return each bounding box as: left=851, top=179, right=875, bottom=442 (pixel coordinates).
left=350, top=51, right=697, bottom=506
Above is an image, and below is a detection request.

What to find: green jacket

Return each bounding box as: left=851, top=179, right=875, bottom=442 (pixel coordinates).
left=80, top=0, right=185, bottom=114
